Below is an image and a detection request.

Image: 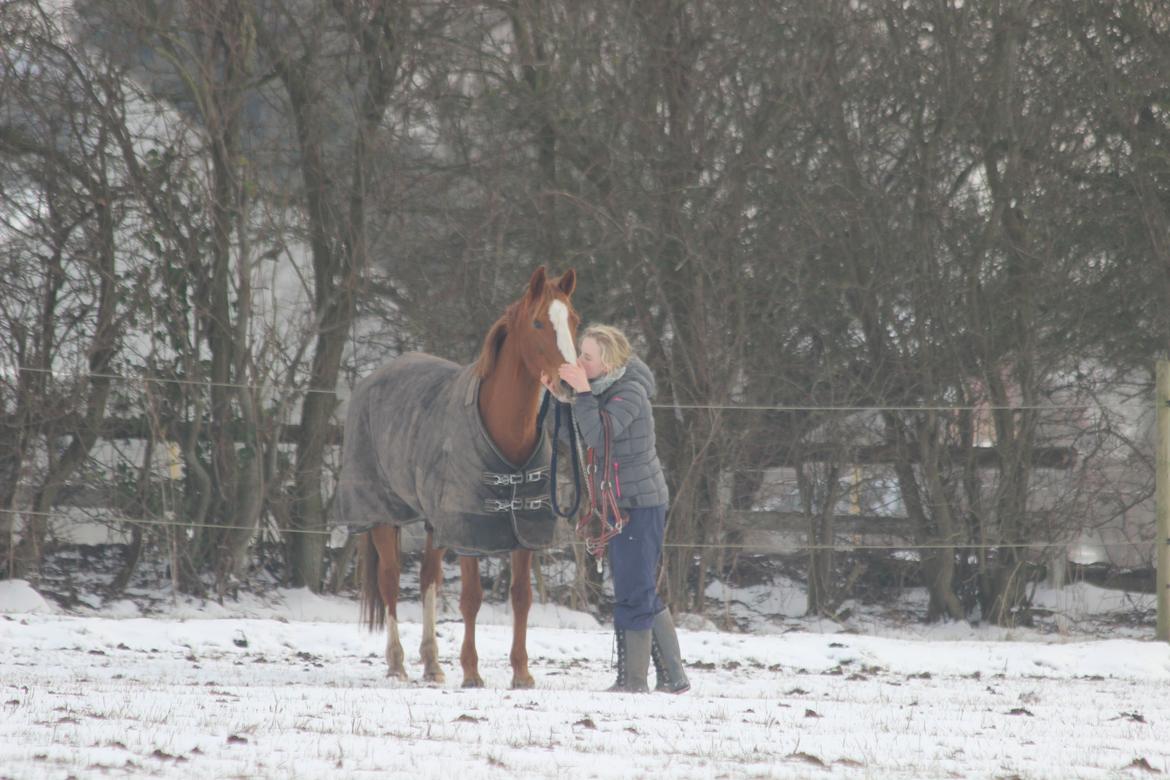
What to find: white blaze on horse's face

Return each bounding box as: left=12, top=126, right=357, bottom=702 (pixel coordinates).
left=548, top=299, right=577, bottom=364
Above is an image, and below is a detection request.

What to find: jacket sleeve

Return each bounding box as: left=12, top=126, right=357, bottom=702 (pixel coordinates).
left=572, top=384, right=645, bottom=450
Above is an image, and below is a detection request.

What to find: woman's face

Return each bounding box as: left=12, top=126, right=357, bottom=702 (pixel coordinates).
left=578, top=336, right=608, bottom=380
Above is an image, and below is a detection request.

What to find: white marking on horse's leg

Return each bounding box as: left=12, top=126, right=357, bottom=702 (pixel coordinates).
left=420, top=583, right=444, bottom=683
left=386, top=607, right=406, bottom=680
left=548, top=299, right=578, bottom=363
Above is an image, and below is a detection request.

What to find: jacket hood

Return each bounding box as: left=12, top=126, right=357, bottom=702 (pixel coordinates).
left=621, top=357, right=657, bottom=400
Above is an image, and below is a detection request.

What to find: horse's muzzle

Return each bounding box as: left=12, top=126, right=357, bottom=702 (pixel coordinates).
left=553, top=380, right=577, bottom=404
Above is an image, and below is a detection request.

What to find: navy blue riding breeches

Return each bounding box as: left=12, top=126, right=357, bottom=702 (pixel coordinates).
left=607, top=504, right=667, bottom=630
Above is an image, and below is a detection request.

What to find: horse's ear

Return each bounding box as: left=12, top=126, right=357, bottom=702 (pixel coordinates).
left=526, top=266, right=548, bottom=302
left=475, top=318, right=508, bottom=378
left=556, top=268, right=576, bottom=297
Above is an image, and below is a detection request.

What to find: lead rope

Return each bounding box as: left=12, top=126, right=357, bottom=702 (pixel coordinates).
left=548, top=397, right=583, bottom=518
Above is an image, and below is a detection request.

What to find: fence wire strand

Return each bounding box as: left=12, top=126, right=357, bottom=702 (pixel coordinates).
left=2, top=367, right=1140, bottom=558
left=7, top=365, right=1096, bottom=412
left=0, top=506, right=1156, bottom=553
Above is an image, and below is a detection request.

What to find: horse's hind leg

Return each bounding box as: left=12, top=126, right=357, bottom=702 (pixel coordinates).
left=372, top=526, right=407, bottom=680
left=419, top=529, right=446, bottom=684
left=458, top=555, right=484, bottom=688
left=509, top=549, right=535, bottom=689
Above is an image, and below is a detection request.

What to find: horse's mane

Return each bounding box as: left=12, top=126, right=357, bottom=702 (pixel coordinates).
left=474, top=303, right=517, bottom=379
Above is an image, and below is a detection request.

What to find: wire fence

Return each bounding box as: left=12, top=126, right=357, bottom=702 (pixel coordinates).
left=6, top=365, right=1101, bottom=412
left=3, top=366, right=1151, bottom=562
left=1, top=505, right=1156, bottom=554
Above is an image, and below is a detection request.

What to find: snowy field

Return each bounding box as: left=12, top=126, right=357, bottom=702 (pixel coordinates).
left=3, top=578, right=1170, bottom=779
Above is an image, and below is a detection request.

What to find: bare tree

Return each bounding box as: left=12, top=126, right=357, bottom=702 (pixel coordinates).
left=0, top=1, right=147, bottom=580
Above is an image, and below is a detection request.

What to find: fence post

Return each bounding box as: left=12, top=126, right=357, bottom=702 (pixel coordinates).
left=1157, top=361, right=1170, bottom=642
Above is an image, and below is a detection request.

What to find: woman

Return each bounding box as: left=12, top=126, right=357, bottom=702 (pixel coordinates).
left=543, top=325, right=690, bottom=694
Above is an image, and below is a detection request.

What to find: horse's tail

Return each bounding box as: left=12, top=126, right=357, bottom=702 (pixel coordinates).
left=358, top=532, right=385, bottom=632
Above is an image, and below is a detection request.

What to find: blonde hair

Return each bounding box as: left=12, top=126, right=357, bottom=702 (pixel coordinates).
left=582, top=324, right=633, bottom=371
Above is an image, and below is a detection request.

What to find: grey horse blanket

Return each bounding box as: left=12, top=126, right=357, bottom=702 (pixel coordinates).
left=338, top=353, right=556, bottom=554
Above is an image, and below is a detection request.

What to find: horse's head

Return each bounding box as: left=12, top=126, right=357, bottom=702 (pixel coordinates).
left=517, top=266, right=580, bottom=402
left=477, top=266, right=580, bottom=403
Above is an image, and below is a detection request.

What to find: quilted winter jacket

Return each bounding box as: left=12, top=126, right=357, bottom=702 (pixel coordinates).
left=555, top=357, right=669, bottom=509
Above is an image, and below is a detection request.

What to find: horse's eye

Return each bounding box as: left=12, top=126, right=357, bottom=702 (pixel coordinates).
left=533, top=320, right=544, bottom=329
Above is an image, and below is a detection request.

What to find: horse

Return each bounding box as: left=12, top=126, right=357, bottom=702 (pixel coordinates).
left=342, top=266, right=579, bottom=688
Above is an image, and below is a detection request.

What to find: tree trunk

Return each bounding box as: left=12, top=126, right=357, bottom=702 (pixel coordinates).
left=255, top=0, right=404, bottom=591
left=802, top=461, right=840, bottom=616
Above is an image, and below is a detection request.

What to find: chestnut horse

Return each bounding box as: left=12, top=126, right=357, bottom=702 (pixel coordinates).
left=357, top=267, right=579, bottom=688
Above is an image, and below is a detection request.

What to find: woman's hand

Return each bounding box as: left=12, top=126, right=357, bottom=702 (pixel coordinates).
left=558, top=360, right=591, bottom=394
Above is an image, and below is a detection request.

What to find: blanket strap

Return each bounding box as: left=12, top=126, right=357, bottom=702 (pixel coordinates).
left=482, top=467, right=549, bottom=486
left=483, top=497, right=553, bottom=512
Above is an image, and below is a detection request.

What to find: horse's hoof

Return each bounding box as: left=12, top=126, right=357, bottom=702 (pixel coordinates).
left=462, top=675, right=485, bottom=689
left=510, top=674, right=535, bottom=690
left=386, top=668, right=409, bottom=681
left=423, top=669, right=446, bottom=685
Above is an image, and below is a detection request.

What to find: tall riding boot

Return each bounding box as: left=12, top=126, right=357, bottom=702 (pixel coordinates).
left=606, top=627, right=651, bottom=693
left=650, top=609, right=691, bottom=694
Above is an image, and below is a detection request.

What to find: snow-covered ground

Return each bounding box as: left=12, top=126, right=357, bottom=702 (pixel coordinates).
left=3, top=577, right=1170, bottom=779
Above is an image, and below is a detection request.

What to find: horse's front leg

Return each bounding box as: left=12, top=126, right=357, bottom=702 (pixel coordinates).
left=458, top=555, right=485, bottom=687
left=509, top=549, right=535, bottom=689
left=419, top=530, right=446, bottom=684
